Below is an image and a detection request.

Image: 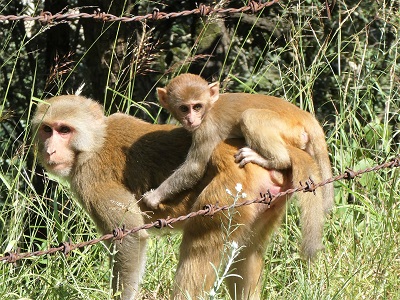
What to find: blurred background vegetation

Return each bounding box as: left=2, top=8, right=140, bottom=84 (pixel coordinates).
left=0, top=0, right=399, bottom=299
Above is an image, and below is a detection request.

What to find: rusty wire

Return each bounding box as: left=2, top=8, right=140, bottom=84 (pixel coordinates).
left=0, top=0, right=279, bottom=24
left=1, top=156, right=399, bottom=264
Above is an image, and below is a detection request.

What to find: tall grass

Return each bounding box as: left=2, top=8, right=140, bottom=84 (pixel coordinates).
left=0, top=1, right=399, bottom=299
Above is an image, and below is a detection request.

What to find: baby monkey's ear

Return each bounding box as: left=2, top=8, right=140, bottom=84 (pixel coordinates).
left=208, top=81, right=220, bottom=104
left=156, top=87, right=169, bottom=109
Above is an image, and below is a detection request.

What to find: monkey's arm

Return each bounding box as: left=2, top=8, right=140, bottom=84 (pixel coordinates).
left=142, top=137, right=219, bottom=209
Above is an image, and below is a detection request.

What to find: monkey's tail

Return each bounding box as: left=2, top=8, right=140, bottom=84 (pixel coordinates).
left=307, top=126, right=334, bottom=213
left=289, top=146, right=325, bottom=260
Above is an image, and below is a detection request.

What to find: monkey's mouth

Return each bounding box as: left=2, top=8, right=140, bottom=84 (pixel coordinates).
left=185, top=124, right=200, bottom=131
left=45, top=161, right=71, bottom=171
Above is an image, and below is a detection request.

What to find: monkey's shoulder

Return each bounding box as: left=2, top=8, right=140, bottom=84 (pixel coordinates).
left=106, top=113, right=183, bottom=132
left=106, top=112, right=148, bottom=127
left=105, top=113, right=166, bottom=137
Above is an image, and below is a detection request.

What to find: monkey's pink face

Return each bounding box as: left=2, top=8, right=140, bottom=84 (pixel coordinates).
left=176, top=103, right=205, bottom=131
left=37, top=122, right=76, bottom=178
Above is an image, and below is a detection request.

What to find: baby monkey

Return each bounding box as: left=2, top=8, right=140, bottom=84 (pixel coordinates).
left=143, top=73, right=333, bottom=213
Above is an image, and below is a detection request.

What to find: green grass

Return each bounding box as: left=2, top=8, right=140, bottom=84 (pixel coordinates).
left=1, top=1, right=399, bottom=299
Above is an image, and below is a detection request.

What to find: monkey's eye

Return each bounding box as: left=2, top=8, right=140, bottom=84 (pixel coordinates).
left=193, top=104, right=203, bottom=112
left=59, top=126, right=71, bottom=134
left=42, top=125, right=52, bottom=133
left=179, top=105, right=189, bottom=113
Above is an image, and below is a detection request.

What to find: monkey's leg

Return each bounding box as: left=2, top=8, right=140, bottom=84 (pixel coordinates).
left=112, top=234, right=148, bottom=300
left=239, top=108, right=307, bottom=170
left=234, top=146, right=271, bottom=168
left=225, top=202, right=287, bottom=300
left=173, top=229, right=224, bottom=299
left=225, top=245, right=264, bottom=300
left=91, top=188, right=148, bottom=300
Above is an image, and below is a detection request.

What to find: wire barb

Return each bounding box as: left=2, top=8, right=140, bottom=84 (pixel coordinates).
left=390, top=156, right=400, bottom=167
left=302, top=177, right=317, bottom=194
left=4, top=250, right=19, bottom=265
left=199, top=4, right=212, bottom=17
left=154, top=218, right=173, bottom=229
left=248, top=1, right=261, bottom=14
left=260, top=189, right=273, bottom=207
left=151, top=8, right=160, bottom=20
left=203, top=204, right=216, bottom=216
left=60, top=237, right=73, bottom=256
left=344, top=168, right=357, bottom=180
left=39, top=11, right=53, bottom=25
left=112, top=225, right=126, bottom=243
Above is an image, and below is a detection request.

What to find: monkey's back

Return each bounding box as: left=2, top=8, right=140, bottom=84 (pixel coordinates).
left=207, top=93, right=318, bottom=140
left=218, top=93, right=314, bottom=118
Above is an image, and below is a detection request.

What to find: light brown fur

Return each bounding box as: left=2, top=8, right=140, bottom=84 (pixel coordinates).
left=32, top=95, right=323, bottom=300
left=144, top=73, right=334, bottom=260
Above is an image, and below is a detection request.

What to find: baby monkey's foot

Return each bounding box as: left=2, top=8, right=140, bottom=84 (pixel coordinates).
left=234, top=147, right=271, bottom=169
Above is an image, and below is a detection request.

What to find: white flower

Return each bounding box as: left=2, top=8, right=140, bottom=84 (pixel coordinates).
left=235, top=183, right=242, bottom=192
left=231, top=241, right=238, bottom=249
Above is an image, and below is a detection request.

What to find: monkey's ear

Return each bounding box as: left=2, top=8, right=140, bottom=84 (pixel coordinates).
left=209, top=82, right=220, bottom=104
left=157, top=87, right=169, bottom=109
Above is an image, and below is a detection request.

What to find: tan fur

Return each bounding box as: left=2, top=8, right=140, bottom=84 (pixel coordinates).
left=32, top=95, right=325, bottom=300
left=144, top=73, right=334, bottom=260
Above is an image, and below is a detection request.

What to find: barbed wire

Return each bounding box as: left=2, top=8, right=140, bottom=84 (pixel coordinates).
left=1, top=155, right=399, bottom=264
left=0, top=0, right=279, bottom=24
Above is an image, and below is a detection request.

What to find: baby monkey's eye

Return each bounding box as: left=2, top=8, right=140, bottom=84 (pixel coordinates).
left=193, top=104, right=203, bottom=111
left=179, top=105, right=189, bottom=113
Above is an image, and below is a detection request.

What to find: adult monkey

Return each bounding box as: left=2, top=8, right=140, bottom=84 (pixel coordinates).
left=32, top=95, right=325, bottom=300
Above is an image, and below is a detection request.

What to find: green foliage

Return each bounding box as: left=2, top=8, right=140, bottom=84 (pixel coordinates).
left=0, top=0, right=399, bottom=299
